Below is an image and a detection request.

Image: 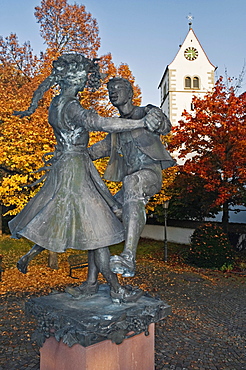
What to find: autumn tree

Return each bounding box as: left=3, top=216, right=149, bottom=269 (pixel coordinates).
left=34, top=0, right=100, bottom=58
left=0, top=0, right=142, bottom=216
left=0, top=0, right=172, bottom=225
left=0, top=34, right=55, bottom=214
left=169, top=77, right=246, bottom=230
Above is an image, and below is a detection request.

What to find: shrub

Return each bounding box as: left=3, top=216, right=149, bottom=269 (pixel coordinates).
left=187, top=223, right=234, bottom=269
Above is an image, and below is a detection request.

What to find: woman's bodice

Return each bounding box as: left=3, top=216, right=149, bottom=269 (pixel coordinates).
left=49, top=95, right=89, bottom=152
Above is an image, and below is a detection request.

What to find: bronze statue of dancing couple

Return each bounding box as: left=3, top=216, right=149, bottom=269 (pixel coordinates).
left=10, top=53, right=175, bottom=304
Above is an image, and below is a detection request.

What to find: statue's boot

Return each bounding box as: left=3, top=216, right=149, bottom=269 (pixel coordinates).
left=110, top=199, right=146, bottom=277
left=66, top=248, right=122, bottom=300
left=66, top=250, right=100, bottom=298
left=65, top=281, right=99, bottom=299
left=110, top=285, right=144, bottom=304
left=17, top=244, right=45, bottom=274
left=109, top=254, right=135, bottom=277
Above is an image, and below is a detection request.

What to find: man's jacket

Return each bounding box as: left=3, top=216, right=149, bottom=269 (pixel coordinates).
left=88, top=105, right=176, bottom=182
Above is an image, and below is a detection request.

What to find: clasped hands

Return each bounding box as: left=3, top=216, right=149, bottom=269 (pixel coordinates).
left=144, top=107, right=165, bottom=132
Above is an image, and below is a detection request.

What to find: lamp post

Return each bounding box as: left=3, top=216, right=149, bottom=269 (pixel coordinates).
left=163, top=200, right=169, bottom=262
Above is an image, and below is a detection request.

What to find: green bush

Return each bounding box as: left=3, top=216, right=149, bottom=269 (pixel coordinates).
left=187, top=223, right=234, bottom=269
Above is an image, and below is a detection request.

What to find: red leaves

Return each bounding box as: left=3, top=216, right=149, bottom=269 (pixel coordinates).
left=169, top=77, right=246, bottom=213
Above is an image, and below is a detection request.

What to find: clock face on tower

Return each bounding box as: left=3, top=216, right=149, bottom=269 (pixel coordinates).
left=184, top=47, right=198, bottom=61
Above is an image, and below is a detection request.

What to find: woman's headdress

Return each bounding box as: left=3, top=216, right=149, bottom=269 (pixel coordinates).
left=52, top=54, right=101, bottom=91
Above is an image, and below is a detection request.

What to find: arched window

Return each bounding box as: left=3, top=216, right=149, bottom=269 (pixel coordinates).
left=185, top=76, right=191, bottom=88
left=193, top=76, right=200, bottom=89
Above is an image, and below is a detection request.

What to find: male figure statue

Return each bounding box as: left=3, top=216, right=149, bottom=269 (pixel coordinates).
left=88, top=77, right=176, bottom=278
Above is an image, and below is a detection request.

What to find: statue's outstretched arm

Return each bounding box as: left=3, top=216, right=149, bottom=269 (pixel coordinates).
left=88, top=135, right=111, bottom=160
left=13, top=73, right=56, bottom=118
left=86, top=109, right=163, bottom=133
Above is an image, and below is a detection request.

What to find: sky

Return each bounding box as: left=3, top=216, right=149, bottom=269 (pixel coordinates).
left=1, top=0, right=245, bottom=222
left=1, top=0, right=246, bottom=107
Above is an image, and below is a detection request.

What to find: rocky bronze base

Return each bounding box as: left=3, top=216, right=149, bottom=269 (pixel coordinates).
left=26, top=284, right=171, bottom=348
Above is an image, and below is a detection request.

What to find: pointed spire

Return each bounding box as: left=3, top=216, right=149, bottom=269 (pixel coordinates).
left=186, top=13, right=194, bottom=29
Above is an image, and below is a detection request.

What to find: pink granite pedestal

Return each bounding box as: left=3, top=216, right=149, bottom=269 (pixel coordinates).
left=40, top=323, right=155, bottom=370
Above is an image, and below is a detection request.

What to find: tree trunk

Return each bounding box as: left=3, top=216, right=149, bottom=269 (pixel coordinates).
left=48, top=251, right=58, bottom=270
left=222, top=200, right=229, bottom=233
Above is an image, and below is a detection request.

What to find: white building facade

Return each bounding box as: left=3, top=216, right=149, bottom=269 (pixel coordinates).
left=158, top=22, right=246, bottom=224
left=159, top=25, right=216, bottom=125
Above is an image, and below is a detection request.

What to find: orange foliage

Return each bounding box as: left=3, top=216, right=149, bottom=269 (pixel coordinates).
left=0, top=0, right=143, bottom=214
left=0, top=0, right=171, bottom=216
left=35, top=0, right=100, bottom=58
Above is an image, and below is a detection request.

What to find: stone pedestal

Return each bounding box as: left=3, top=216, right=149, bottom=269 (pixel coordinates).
left=40, top=323, right=155, bottom=370
left=26, top=285, right=171, bottom=370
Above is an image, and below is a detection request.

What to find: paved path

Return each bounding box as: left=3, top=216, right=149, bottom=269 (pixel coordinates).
left=0, top=265, right=245, bottom=369
left=153, top=269, right=246, bottom=370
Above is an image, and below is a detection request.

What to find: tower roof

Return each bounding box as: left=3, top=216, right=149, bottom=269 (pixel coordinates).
left=169, top=27, right=215, bottom=68
left=158, top=25, right=215, bottom=88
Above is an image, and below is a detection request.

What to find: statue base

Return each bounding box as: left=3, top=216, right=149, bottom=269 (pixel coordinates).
left=26, top=284, right=171, bottom=370
left=40, top=323, right=155, bottom=370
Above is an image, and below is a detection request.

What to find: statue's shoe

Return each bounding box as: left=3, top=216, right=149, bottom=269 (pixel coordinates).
left=110, top=255, right=135, bottom=277
left=17, top=257, right=29, bottom=274
left=110, top=285, right=144, bottom=304
left=65, top=281, right=99, bottom=299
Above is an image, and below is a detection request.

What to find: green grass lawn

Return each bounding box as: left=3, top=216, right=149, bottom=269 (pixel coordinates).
left=0, top=234, right=190, bottom=268
left=0, top=234, right=245, bottom=271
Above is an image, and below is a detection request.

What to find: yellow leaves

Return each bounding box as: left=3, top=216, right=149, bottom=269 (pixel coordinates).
left=43, top=144, right=51, bottom=151
left=0, top=263, right=88, bottom=296
left=0, top=62, right=55, bottom=213
left=0, top=0, right=143, bottom=216
left=0, top=173, right=43, bottom=215
left=0, top=236, right=88, bottom=295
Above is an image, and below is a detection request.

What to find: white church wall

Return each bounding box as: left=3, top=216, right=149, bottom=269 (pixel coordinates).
left=141, top=224, right=194, bottom=244
left=159, top=27, right=215, bottom=126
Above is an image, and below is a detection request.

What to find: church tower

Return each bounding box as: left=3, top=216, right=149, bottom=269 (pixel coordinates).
left=158, top=16, right=216, bottom=125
